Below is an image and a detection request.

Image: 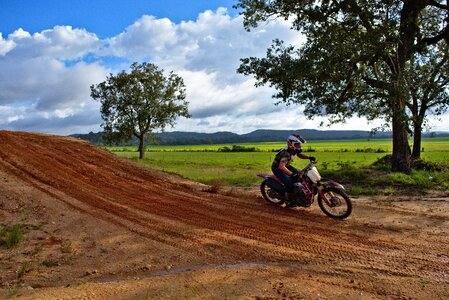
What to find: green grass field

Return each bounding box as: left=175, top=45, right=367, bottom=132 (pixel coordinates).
left=109, top=138, right=449, bottom=190
left=109, top=137, right=449, bottom=153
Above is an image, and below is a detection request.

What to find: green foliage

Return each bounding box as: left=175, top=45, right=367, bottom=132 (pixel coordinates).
left=218, top=145, right=258, bottom=152
left=320, top=164, right=368, bottom=185
left=17, top=262, right=31, bottom=280
left=4, top=286, right=19, bottom=298
left=379, top=173, right=416, bottom=186
left=371, top=155, right=393, bottom=171
left=305, top=146, right=316, bottom=152
left=348, top=186, right=381, bottom=196
left=0, top=224, right=23, bottom=248
left=355, top=148, right=386, bottom=153
left=372, top=170, right=449, bottom=191
left=90, top=62, right=190, bottom=158
left=383, top=187, right=396, bottom=195
left=411, top=158, right=448, bottom=171
left=236, top=1, right=449, bottom=116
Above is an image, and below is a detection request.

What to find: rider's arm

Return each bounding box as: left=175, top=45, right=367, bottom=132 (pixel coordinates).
left=279, top=162, right=294, bottom=176
left=297, top=153, right=312, bottom=160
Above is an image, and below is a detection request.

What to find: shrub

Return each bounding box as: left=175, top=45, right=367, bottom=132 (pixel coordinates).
left=320, top=165, right=367, bottom=184
left=61, top=240, right=74, bottom=254
left=0, top=224, right=23, bottom=248
left=411, top=159, right=447, bottom=171
left=379, top=173, right=415, bottom=185
left=5, top=286, right=19, bottom=298
left=348, top=186, right=381, bottom=195
left=383, top=187, right=396, bottom=195
left=17, top=262, right=31, bottom=280
left=347, top=186, right=364, bottom=195
left=336, top=161, right=357, bottom=169
left=218, top=145, right=258, bottom=152
left=305, top=146, right=316, bottom=152
left=356, top=148, right=386, bottom=153
left=371, top=155, right=392, bottom=171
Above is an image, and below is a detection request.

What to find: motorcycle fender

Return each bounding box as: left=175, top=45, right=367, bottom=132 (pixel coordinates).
left=319, top=179, right=345, bottom=190
left=266, top=177, right=285, bottom=193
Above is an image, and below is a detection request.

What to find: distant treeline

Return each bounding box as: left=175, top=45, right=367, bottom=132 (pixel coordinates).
left=70, top=129, right=448, bottom=146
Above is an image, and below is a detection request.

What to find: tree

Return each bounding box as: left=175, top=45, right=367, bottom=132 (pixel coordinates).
left=405, top=43, right=449, bottom=159
left=236, top=1, right=449, bottom=172
left=90, top=62, right=190, bottom=159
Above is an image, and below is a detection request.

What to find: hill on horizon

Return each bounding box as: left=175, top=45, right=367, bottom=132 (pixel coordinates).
left=70, top=128, right=448, bottom=146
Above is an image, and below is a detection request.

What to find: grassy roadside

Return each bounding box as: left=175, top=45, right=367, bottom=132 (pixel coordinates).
left=320, top=162, right=449, bottom=196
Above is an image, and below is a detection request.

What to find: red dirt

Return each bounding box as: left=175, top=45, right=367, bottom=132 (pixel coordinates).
left=0, top=131, right=448, bottom=299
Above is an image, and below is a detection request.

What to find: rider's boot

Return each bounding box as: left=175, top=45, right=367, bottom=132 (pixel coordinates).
left=285, top=192, right=298, bottom=207
left=296, top=193, right=307, bottom=207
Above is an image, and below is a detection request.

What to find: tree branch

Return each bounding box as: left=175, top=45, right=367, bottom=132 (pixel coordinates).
left=428, top=0, right=449, bottom=10
left=338, top=0, right=373, bottom=32
left=362, top=76, right=390, bottom=91
left=417, top=26, right=449, bottom=49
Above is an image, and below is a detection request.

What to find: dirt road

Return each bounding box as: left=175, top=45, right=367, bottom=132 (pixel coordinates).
left=0, top=131, right=448, bottom=299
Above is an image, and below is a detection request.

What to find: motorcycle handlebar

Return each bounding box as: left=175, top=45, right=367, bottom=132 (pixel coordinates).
left=302, top=160, right=317, bottom=173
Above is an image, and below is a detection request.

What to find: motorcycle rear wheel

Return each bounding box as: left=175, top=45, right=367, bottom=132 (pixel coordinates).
left=260, top=180, right=285, bottom=205
left=318, top=187, right=352, bottom=219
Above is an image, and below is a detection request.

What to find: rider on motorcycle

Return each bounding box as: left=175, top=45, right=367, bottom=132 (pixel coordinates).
left=271, top=134, right=316, bottom=207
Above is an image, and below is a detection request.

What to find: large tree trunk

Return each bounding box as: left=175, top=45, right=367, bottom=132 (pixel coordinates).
left=391, top=97, right=411, bottom=173
left=390, top=1, right=425, bottom=172
left=138, top=135, right=145, bottom=159
left=411, top=119, right=423, bottom=160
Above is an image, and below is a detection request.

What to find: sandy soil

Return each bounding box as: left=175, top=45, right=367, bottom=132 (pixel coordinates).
left=0, top=131, right=448, bottom=299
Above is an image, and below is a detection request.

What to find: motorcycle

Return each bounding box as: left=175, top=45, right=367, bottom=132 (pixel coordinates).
left=257, top=160, right=352, bottom=219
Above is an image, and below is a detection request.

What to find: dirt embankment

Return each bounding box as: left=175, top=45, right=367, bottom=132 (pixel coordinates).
left=0, top=131, right=448, bottom=299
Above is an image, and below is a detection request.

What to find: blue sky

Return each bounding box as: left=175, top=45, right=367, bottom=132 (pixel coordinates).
left=0, top=1, right=447, bottom=135
left=0, top=0, right=239, bottom=38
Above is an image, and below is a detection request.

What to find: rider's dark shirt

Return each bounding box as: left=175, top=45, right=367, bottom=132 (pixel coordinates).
left=271, top=147, right=298, bottom=172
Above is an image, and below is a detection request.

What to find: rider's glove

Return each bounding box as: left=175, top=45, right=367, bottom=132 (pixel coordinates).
left=309, top=156, right=316, bottom=162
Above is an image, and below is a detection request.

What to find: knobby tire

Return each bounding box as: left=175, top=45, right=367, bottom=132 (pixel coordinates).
left=318, top=187, right=352, bottom=219
left=260, top=180, right=284, bottom=205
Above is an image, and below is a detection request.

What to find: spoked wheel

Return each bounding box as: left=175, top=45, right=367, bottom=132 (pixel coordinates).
left=260, top=180, right=285, bottom=205
left=318, top=187, right=352, bottom=219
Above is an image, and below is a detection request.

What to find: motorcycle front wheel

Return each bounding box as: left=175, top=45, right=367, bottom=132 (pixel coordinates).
left=318, top=187, right=352, bottom=219
left=260, top=180, right=285, bottom=205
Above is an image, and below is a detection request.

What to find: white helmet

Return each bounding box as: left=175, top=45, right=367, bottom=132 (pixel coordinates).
left=287, top=134, right=306, bottom=151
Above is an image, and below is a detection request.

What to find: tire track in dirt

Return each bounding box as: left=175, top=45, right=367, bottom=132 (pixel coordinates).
left=1, top=131, right=448, bottom=285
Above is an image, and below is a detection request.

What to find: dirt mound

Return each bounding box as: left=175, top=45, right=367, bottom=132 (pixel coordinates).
left=0, top=131, right=448, bottom=299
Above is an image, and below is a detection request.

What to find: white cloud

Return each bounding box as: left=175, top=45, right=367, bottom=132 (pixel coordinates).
left=5, top=26, right=102, bottom=60
left=0, top=105, right=25, bottom=124
left=108, top=16, right=177, bottom=59
left=0, top=26, right=107, bottom=134
left=107, top=8, right=301, bottom=76
left=0, top=57, right=107, bottom=109
left=0, top=33, right=16, bottom=56
left=9, top=28, right=31, bottom=39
